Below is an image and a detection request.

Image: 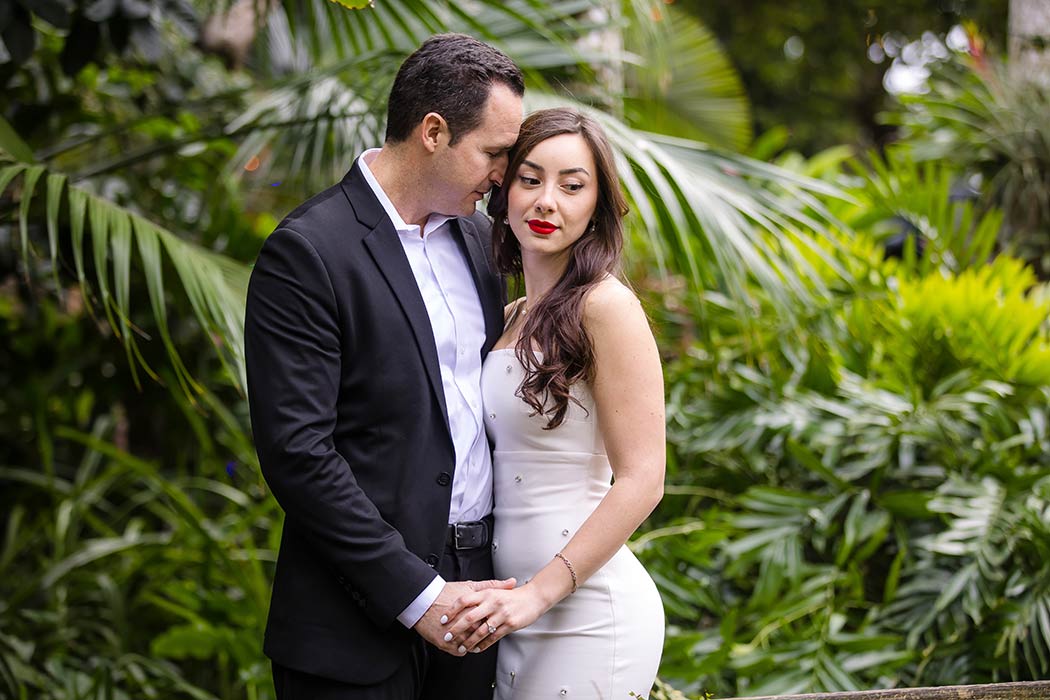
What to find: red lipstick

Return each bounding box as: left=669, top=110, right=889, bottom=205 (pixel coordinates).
left=528, top=219, right=557, bottom=235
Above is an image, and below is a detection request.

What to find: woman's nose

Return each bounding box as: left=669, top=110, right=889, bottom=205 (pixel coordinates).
left=534, top=187, right=556, bottom=213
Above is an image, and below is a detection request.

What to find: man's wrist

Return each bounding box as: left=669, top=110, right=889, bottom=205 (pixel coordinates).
left=399, top=575, right=445, bottom=628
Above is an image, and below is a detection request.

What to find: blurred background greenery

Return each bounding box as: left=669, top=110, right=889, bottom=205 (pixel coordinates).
left=2, top=0, right=1049, bottom=698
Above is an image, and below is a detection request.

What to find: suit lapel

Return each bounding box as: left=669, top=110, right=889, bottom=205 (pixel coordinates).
left=343, top=164, right=450, bottom=427
left=451, top=217, right=504, bottom=355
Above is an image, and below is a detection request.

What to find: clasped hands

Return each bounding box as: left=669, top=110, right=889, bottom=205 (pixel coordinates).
left=414, top=578, right=549, bottom=656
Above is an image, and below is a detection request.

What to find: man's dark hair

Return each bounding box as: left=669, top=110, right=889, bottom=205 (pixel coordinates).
left=385, top=33, right=524, bottom=145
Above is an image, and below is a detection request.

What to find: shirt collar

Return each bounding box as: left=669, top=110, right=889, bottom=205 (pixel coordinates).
left=358, top=148, right=453, bottom=238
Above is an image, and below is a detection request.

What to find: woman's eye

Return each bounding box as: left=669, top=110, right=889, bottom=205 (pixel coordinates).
left=518, top=175, right=540, bottom=186
left=564, top=183, right=584, bottom=192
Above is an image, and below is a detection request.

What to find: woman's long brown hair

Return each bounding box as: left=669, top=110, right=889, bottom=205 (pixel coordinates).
left=487, top=108, right=629, bottom=429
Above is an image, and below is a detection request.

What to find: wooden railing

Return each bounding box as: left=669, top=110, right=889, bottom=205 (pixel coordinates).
left=729, top=681, right=1050, bottom=700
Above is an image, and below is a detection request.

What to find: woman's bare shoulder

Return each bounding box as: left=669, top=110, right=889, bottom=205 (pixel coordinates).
left=583, top=277, right=642, bottom=324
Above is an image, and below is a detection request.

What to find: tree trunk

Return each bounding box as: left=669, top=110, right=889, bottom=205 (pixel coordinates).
left=199, top=0, right=274, bottom=70
left=1008, top=0, right=1050, bottom=87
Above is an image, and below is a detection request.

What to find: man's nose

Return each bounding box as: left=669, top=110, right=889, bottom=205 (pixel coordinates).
left=490, top=154, right=509, bottom=183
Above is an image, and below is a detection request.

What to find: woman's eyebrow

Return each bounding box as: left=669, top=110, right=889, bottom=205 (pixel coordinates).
left=521, top=159, right=591, bottom=176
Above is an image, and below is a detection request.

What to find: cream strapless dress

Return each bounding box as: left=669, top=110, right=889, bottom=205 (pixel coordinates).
left=482, top=348, right=664, bottom=700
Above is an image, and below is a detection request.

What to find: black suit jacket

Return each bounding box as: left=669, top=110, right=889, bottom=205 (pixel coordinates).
left=244, top=160, right=505, bottom=684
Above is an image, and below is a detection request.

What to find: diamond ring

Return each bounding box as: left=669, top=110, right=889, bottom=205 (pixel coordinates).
left=487, top=625, right=497, bottom=634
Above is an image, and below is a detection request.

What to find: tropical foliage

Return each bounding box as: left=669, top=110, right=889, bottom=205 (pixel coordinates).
left=642, top=189, right=1050, bottom=694
left=886, top=50, right=1050, bottom=277
left=3, top=1, right=1048, bottom=699
left=636, top=140, right=1050, bottom=695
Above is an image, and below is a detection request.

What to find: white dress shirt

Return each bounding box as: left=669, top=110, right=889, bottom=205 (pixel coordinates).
left=358, top=149, right=494, bottom=628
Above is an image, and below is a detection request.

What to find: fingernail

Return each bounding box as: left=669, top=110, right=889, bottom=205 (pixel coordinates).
left=443, top=632, right=453, bottom=642
left=440, top=615, right=448, bottom=624
left=458, top=645, right=466, bottom=654
left=471, top=647, right=480, bottom=653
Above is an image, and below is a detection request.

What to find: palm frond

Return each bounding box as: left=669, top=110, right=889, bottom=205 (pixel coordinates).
left=225, top=55, right=393, bottom=192
left=622, top=2, right=752, bottom=150
left=847, top=151, right=1003, bottom=275
left=228, top=1, right=607, bottom=193
left=0, top=157, right=249, bottom=397
left=274, top=0, right=603, bottom=70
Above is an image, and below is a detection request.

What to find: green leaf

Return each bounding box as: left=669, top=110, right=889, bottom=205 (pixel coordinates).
left=328, top=0, right=373, bottom=8
left=879, top=491, right=933, bottom=519
left=0, top=114, right=34, bottom=162
left=934, top=562, right=977, bottom=613
left=41, top=532, right=172, bottom=588
left=16, top=166, right=45, bottom=275
left=45, top=173, right=66, bottom=291
left=5, top=159, right=249, bottom=395
left=151, top=623, right=222, bottom=659
left=0, top=165, right=28, bottom=207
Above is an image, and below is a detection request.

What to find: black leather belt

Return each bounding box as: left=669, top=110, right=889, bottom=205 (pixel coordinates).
left=445, top=515, right=493, bottom=550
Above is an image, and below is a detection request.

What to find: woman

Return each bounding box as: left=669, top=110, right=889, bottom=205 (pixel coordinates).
left=442, top=108, right=666, bottom=699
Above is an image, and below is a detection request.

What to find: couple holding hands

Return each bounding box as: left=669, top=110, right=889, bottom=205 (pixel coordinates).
left=245, top=32, right=664, bottom=700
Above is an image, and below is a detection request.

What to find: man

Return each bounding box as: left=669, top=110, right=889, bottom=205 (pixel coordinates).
left=244, top=34, right=524, bottom=700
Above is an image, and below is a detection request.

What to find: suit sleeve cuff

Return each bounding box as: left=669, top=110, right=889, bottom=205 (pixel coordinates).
left=397, top=575, right=445, bottom=628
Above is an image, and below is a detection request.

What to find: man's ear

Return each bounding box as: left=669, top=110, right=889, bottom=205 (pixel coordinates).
left=420, top=112, right=449, bottom=153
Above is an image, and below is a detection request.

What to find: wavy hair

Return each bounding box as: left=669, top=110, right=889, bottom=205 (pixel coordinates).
left=487, top=108, right=628, bottom=429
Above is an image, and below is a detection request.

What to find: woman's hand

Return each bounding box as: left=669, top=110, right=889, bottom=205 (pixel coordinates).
left=441, top=583, right=550, bottom=653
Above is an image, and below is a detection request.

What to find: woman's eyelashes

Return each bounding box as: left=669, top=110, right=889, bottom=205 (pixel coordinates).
left=516, top=174, right=586, bottom=192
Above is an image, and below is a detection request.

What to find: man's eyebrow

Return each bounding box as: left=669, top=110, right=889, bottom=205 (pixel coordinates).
left=521, top=159, right=591, bottom=177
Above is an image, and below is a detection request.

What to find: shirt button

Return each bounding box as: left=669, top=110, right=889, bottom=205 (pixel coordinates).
left=436, top=472, right=451, bottom=487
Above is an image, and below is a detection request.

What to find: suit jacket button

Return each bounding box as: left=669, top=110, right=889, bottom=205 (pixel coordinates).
left=436, top=472, right=451, bottom=487
left=426, top=554, right=439, bottom=567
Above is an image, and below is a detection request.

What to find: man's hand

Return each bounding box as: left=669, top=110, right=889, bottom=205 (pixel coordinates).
left=441, top=583, right=549, bottom=655
left=414, top=578, right=516, bottom=655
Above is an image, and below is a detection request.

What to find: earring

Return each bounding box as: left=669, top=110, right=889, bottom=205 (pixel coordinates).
left=589, top=221, right=596, bottom=232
